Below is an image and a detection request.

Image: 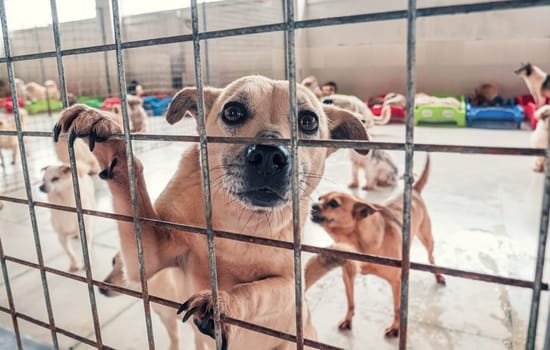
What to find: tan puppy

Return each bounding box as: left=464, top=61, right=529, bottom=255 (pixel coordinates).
left=25, top=82, right=47, bottom=101
left=53, top=75, right=370, bottom=349
left=44, top=80, right=60, bottom=100
left=0, top=109, right=28, bottom=167
left=514, top=63, right=550, bottom=107
left=322, top=94, right=382, bottom=127
left=307, top=155, right=445, bottom=337
left=415, top=93, right=461, bottom=108
left=100, top=253, right=207, bottom=350
left=468, top=83, right=500, bottom=106
left=127, top=94, right=147, bottom=132
left=39, top=164, right=95, bottom=272
left=531, top=105, right=550, bottom=172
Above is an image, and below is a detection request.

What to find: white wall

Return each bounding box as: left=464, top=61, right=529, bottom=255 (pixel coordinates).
left=299, top=0, right=550, bottom=99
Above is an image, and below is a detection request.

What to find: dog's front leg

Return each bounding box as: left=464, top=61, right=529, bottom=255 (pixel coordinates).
left=54, top=105, right=177, bottom=282
left=338, top=261, right=358, bottom=330
left=178, top=276, right=296, bottom=348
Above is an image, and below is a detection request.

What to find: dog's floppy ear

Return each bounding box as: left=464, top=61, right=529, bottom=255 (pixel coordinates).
left=165, top=87, right=223, bottom=125
left=324, top=104, right=370, bottom=155
left=60, top=165, right=71, bottom=174
left=352, top=202, right=377, bottom=220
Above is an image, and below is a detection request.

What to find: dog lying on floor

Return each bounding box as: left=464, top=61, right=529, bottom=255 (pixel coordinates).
left=306, top=154, right=445, bottom=337
left=0, top=108, right=27, bottom=167
left=54, top=75, right=370, bottom=349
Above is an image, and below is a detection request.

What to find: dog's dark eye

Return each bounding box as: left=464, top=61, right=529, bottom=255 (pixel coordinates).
left=51, top=177, right=59, bottom=182
left=299, top=111, right=319, bottom=134
left=328, top=199, right=339, bottom=208
left=322, top=99, right=333, bottom=105
left=222, top=102, right=247, bottom=125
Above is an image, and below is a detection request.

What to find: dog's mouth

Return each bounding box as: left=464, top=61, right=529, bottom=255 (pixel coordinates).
left=239, top=187, right=287, bottom=208
left=310, top=209, right=332, bottom=224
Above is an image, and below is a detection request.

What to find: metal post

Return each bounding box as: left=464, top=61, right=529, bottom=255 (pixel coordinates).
left=0, top=1, right=59, bottom=348
left=284, top=0, right=304, bottom=348
left=399, top=0, right=416, bottom=348
left=190, top=1, right=223, bottom=348
left=49, top=0, right=104, bottom=348
left=110, top=0, right=156, bottom=348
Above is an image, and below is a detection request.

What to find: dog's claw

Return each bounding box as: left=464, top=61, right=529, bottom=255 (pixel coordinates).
left=222, top=334, right=228, bottom=350
left=53, top=123, right=61, bottom=142
left=89, top=130, right=96, bottom=151
left=181, top=306, right=200, bottom=323
left=177, top=300, right=190, bottom=314
left=98, top=158, right=118, bottom=180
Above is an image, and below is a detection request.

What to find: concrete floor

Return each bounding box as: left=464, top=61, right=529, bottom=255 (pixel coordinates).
left=0, top=116, right=548, bottom=349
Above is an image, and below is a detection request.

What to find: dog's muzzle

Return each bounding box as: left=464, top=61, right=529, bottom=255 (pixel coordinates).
left=242, top=144, right=291, bottom=207
left=310, top=203, right=326, bottom=223
left=39, top=184, right=47, bottom=193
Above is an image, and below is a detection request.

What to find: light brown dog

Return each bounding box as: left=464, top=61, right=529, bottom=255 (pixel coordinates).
left=44, top=80, right=61, bottom=100
left=306, top=155, right=445, bottom=337
left=531, top=105, right=550, bottom=172
left=468, top=83, right=500, bottom=106
left=25, top=82, right=47, bottom=101
left=54, top=75, right=370, bottom=349
left=0, top=108, right=27, bottom=167
left=39, top=164, right=95, bottom=272
left=111, top=95, right=147, bottom=133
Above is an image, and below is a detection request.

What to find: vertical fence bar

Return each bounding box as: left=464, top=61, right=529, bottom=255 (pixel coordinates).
left=190, top=1, right=223, bottom=348
left=399, top=0, right=417, bottom=348
left=527, top=91, right=550, bottom=348
left=0, top=1, right=59, bottom=348
left=110, top=1, right=156, bottom=349
left=0, top=237, right=22, bottom=349
left=98, top=6, right=113, bottom=97
left=49, top=0, right=105, bottom=347
left=284, top=0, right=304, bottom=348
left=201, top=0, right=210, bottom=86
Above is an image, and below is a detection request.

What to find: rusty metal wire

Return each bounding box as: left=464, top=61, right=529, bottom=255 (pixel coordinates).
left=0, top=1, right=549, bottom=349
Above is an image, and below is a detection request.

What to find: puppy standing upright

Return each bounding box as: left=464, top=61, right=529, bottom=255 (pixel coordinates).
left=39, top=164, right=95, bottom=272
left=54, top=75, right=370, bottom=349
left=307, top=155, right=445, bottom=337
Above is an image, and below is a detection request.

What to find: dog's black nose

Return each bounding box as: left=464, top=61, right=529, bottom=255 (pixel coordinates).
left=312, top=204, right=321, bottom=212
left=98, top=287, right=109, bottom=297
left=39, top=184, right=46, bottom=193
left=246, top=144, right=289, bottom=176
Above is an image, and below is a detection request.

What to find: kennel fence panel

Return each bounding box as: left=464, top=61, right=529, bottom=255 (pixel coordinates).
left=0, top=0, right=549, bottom=349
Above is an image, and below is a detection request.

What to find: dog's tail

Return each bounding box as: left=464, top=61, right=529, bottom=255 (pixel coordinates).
left=305, top=242, right=357, bottom=291
left=412, top=153, right=430, bottom=193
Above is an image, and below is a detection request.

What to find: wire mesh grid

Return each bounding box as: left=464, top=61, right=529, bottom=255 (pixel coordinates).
left=0, top=0, right=548, bottom=349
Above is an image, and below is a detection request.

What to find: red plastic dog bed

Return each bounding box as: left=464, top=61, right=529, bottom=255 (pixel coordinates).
left=515, top=95, right=550, bottom=129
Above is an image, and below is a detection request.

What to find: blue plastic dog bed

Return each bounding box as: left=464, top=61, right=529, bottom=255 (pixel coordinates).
left=466, top=98, right=524, bottom=129
left=142, top=96, right=173, bottom=116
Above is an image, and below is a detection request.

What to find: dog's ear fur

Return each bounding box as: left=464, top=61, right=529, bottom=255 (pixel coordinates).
left=352, top=202, right=377, bottom=220
left=324, top=105, right=370, bottom=155
left=165, top=87, right=223, bottom=125
left=60, top=165, right=71, bottom=175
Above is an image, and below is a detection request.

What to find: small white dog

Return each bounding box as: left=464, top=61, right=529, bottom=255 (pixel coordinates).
left=0, top=108, right=28, bottom=167
left=349, top=149, right=398, bottom=190
left=531, top=105, right=550, bottom=172
left=39, top=164, right=95, bottom=272
left=110, top=95, right=147, bottom=133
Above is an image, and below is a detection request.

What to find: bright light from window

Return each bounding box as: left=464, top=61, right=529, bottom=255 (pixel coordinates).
left=120, top=0, right=222, bottom=16
left=5, top=0, right=95, bottom=31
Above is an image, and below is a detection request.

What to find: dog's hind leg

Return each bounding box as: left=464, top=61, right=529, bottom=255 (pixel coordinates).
left=153, top=304, right=181, bottom=350
left=59, top=234, right=82, bottom=272
left=338, top=260, right=358, bottom=330
left=417, top=217, right=445, bottom=285
left=384, top=275, right=401, bottom=337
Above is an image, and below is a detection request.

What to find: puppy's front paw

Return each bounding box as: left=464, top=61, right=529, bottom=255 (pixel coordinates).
left=178, top=290, right=240, bottom=350
left=348, top=181, right=359, bottom=189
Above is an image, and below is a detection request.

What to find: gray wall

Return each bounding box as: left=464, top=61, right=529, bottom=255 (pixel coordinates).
left=2, top=0, right=549, bottom=100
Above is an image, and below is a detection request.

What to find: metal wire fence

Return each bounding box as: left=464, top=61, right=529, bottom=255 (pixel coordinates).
left=0, top=0, right=549, bottom=349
